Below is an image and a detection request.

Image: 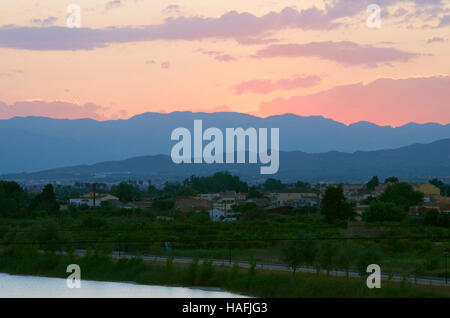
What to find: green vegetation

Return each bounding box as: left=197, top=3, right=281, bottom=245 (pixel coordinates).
left=378, top=182, right=423, bottom=211
left=320, top=186, right=355, bottom=223
left=0, top=175, right=449, bottom=297
left=0, top=246, right=447, bottom=298
left=366, top=176, right=380, bottom=192
left=184, top=172, right=248, bottom=193
left=363, top=201, right=406, bottom=222
left=429, top=178, right=450, bottom=196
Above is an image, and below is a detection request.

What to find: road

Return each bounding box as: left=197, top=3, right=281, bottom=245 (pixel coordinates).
left=69, top=249, right=449, bottom=287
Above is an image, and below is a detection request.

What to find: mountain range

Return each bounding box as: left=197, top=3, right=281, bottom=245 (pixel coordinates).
left=3, top=138, right=450, bottom=184
left=1, top=111, right=450, bottom=174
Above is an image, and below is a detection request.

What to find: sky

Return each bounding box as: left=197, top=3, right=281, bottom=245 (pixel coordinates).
left=0, top=0, right=449, bottom=126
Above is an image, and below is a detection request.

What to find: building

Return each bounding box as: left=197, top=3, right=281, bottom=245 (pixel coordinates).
left=274, top=191, right=319, bottom=207
left=69, top=193, right=119, bottom=207
left=208, top=208, right=239, bottom=222
left=209, top=208, right=226, bottom=221
left=410, top=203, right=450, bottom=215
left=212, top=191, right=246, bottom=212
left=410, top=183, right=441, bottom=202
left=175, top=197, right=212, bottom=212
left=246, top=197, right=270, bottom=208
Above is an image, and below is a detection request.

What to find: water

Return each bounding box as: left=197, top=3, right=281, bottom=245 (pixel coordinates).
left=0, top=273, right=247, bottom=298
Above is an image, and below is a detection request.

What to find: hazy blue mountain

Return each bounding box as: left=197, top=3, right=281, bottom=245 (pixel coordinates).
left=1, top=112, right=450, bottom=173
left=4, top=139, right=450, bottom=184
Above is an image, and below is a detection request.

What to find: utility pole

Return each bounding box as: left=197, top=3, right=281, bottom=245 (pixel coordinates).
left=228, top=239, right=232, bottom=265
left=445, top=249, right=448, bottom=285
left=92, top=183, right=97, bottom=208
left=118, top=233, right=122, bottom=259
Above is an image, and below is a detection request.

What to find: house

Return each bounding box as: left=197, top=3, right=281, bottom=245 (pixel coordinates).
left=274, top=191, right=319, bottom=207
left=342, top=184, right=368, bottom=202
left=197, top=193, right=221, bottom=201
left=410, top=183, right=441, bottom=202
left=246, top=197, right=270, bottom=208
left=211, top=191, right=246, bottom=211
left=264, top=205, right=293, bottom=215
left=209, top=208, right=226, bottom=221
left=129, top=201, right=153, bottom=210
left=208, top=208, right=238, bottom=222
left=410, top=203, right=450, bottom=215
left=175, top=197, right=212, bottom=212
left=69, top=193, right=119, bottom=207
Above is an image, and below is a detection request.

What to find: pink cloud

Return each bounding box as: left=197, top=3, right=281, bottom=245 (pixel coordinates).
left=0, top=100, right=109, bottom=120
left=254, top=75, right=450, bottom=126
left=254, top=41, right=421, bottom=67
left=233, top=75, right=322, bottom=95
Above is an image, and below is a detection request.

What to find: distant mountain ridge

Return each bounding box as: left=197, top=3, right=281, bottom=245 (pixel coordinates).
left=3, top=138, right=450, bottom=184
left=1, top=111, right=450, bottom=173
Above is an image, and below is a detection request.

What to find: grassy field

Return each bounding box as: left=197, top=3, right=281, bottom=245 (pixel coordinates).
left=0, top=246, right=448, bottom=298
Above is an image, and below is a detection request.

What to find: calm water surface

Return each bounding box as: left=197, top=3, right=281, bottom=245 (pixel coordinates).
left=0, top=273, right=247, bottom=298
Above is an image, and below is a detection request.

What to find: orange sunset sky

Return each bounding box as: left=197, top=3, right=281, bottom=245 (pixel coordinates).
left=0, top=0, right=449, bottom=126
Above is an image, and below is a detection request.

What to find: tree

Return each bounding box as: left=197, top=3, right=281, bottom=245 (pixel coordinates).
left=362, top=201, right=406, bottom=222
left=177, top=186, right=198, bottom=197
left=281, top=232, right=319, bottom=274
left=233, top=203, right=265, bottom=221
left=318, top=241, right=338, bottom=277
left=366, top=176, right=379, bottom=192
left=247, top=186, right=263, bottom=199
left=357, top=246, right=382, bottom=278
left=111, top=182, right=141, bottom=203
left=152, top=196, right=174, bottom=211
left=0, top=181, right=27, bottom=217
left=378, top=182, right=424, bottom=211
left=335, top=243, right=357, bottom=280
left=184, top=172, right=248, bottom=193
left=29, top=184, right=59, bottom=215
left=423, top=209, right=440, bottom=226
left=320, top=186, right=355, bottom=223
left=262, top=178, right=285, bottom=191
left=429, top=178, right=450, bottom=196
left=384, top=176, right=399, bottom=184
left=294, top=181, right=311, bottom=190
left=147, top=180, right=158, bottom=194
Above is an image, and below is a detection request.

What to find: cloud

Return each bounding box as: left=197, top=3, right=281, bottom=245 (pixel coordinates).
left=0, top=6, right=346, bottom=51
left=438, top=15, right=450, bottom=27
left=254, top=41, right=421, bottom=67
left=214, top=54, right=237, bottom=62
left=105, top=0, right=121, bottom=11
left=235, top=37, right=280, bottom=45
left=161, top=61, right=171, bottom=69
left=254, top=75, right=450, bottom=126
left=426, top=36, right=446, bottom=43
left=162, top=5, right=181, bottom=15
left=0, top=69, right=24, bottom=78
left=198, top=48, right=238, bottom=62
left=30, top=16, right=58, bottom=27
left=0, top=2, right=446, bottom=51
left=0, top=100, right=109, bottom=120
left=233, top=75, right=322, bottom=95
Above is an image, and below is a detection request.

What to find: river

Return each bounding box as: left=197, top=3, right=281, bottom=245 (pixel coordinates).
left=0, top=273, right=247, bottom=298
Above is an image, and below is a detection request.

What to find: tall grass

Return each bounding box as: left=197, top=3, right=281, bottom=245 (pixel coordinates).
left=0, top=247, right=447, bottom=298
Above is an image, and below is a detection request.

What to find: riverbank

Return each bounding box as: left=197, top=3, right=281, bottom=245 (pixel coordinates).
left=0, top=247, right=448, bottom=298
